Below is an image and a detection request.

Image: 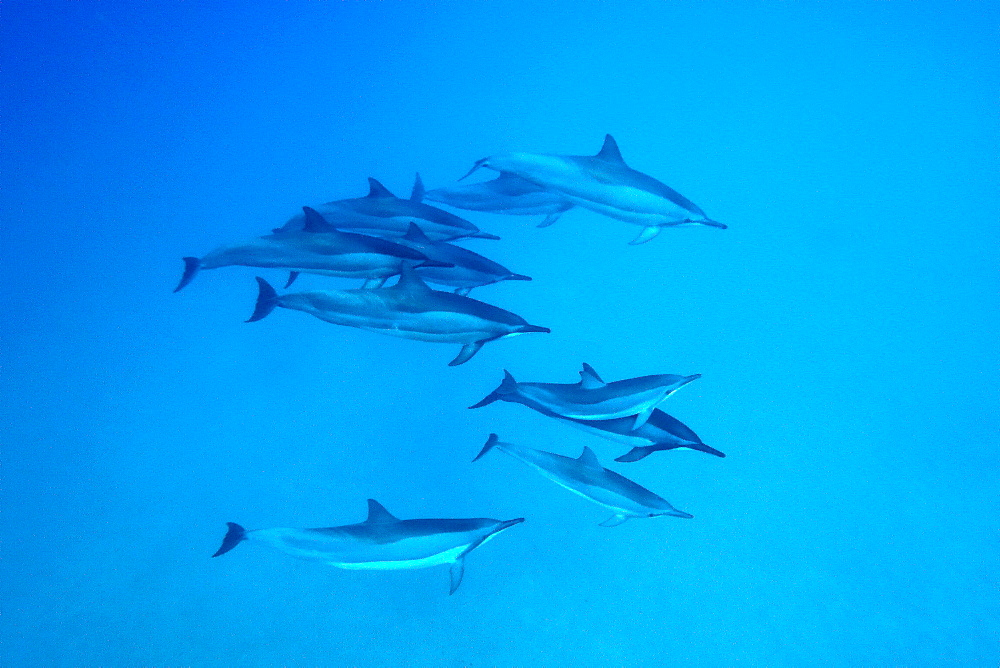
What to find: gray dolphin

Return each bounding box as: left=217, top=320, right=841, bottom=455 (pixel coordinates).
left=212, top=499, right=524, bottom=594
left=174, top=207, right=444, bottom=292
left=564, top=410, right=725, bottom=462
left=397, top=223, right=531, bottom=295
left=461, top=135, right=724, bottom=244
left=247, top=267, right=550, bottom=365
left=474, top=435, right=692, bottom=526
left=469, top=364, right=700, bottom=429
left=423, top=172, right=574, bottom=228
left=277, top=177, right=500, bottom=242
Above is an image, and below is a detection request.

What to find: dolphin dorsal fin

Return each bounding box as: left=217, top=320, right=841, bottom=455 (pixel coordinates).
left=577, top=446, right=602, bottom=469
left=595, top=134, right=625, bottom=164
left=367, top=178, right=396, bottom=198
left=301, top=206, right=339, bottom=233
left=393, top=265, right=434, bottom=295
left=410, top=173, right=425, bottom=202
left=365, top=499, right=398, bottom=524
left=579, top=363, right=606, bottom=389
left=403, top=223, right=432, bottom=243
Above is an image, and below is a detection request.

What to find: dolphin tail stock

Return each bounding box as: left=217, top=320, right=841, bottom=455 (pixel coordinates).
left=468, top=369, right=518, bottom=408
left=174, top=257, right=201, bottom=292
left=246, top=277, right=280, bottom=322
left=212, top=522, right=247, bottom=557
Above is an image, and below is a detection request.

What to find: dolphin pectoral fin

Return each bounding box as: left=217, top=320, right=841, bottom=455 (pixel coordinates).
left=284, top=271, right=300, bottom=289
left=247, top=277, right=279, bottom=322
left=449, top=340, right=486, bottom=366
left=362, top=277, right=388, bottom=289
left=449, top=556, right=466, bottom=595
left=599, top=514, right=629, bottom=528
left=628, top=226, right=661, bottom=245
left=174, top=257, right=201, bottom=292
left=454, top=287, right=472, bottom=296
left=212, top=522, right=247, bottom=557
left=632, top=406, right=655, bottom=431
left=614, top=446, right=657, bottom=463
left=537, top=212, right=561, bottom=228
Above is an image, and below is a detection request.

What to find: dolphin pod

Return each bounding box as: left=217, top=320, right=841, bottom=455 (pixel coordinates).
left=247, top=267, right=549, bottom=366
left=460, top=134, right=724, bottom=244
left=473, top=434, right=692, bottom=526
left=213, top=499, right=524, bottom=594
left=181, top=135, right=725, bottom=594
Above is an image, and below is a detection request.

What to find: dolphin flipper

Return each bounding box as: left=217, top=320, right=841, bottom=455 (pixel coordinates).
left=632, top=406, right=655, bottom=431
left=599, top=514, right=629, bottom=528
left=449, top=340, right=486, bottom=366
left=362, top=277, right=388, bottom=289
left=449, top=556, right=466, bottom=595
left=454, top=287, right=472, bottom=296
left=537, top=212, right=563, bottom=228
left=614, top=446, right=658, bottom=463
left=174, top=257, right=201, bottom=292
left=628, top=226, right=661, bottom=245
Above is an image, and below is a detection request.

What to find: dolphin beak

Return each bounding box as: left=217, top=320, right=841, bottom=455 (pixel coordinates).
left=459, top=158, right=488, bottom=181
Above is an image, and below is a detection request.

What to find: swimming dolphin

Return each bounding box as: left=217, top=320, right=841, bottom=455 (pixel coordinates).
left=461, top=135, right=724, bottom=244
left=174, top=207, right=445, bottom=292
left=423, top=173, right=574, bottom=228
left=212, top=499, right=524, bottom=594
left=396, top=223, right=531, bottom=295
left=276, top=177, right=500, bottom=242
left=247, top=268, right=550, bottom=365
left=469, top=364, right=700, bottom=429
left=563, top=410, right=725, bottom=462
left=473, top=435, right=692, bottom=526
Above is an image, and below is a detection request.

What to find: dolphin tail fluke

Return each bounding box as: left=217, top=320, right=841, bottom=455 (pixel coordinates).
left=468, top=391, right=499, bottom=409
left=284, top=271, right=300, bottom=289
left=449, top=556, right=466, bottom=594
left=174, top=257, right=201, bottom=292
left=212, top=522, right=247, bottom=557
left=247, top=277, right=279, bottom=322
left=472, top=433, right=502, bottom=462
left=468, top=370, right=517, bottom=408
left=628, top=226, right=661, bottom=245
left=614, top=446, right=658, bottom=463
left=599, top=514, right=629, bottom=527
left=449, top=340, right=486, bottom=366
left=537, top=212, right=562, bottom=228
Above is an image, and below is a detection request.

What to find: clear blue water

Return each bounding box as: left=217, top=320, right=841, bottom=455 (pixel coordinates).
left=4, top=2, right=998, bottom=666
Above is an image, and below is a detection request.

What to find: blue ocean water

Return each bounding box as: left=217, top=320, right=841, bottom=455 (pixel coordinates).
left=3, top=1, right=998, bottom=665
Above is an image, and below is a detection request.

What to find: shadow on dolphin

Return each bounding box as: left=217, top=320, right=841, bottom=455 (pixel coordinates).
left=423, top=172, right=574, bottom=228
left=276, top=177, right=501, bottom=242
left=212, top=499, right=524, bottom=594
left=469, top=364, right=700, bottom=429
left=462, top=135, right=724, bottom=244
left=247, top=267, right=549, bottom=366
left=474, top=434, right=692, bottom=526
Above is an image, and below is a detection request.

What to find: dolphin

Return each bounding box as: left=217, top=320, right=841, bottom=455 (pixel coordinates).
left=174, top=207, right=446, bottom=292
left=396, top=223, right=531, bottom=296
left=461, top=135, right=724, bottom=244
left=564, top=410, right=725, bottom=462
left=473, top=435, right=692, bottom=526
left=247, top=267, right=550, bottom=366
left=469, top=364, right=700, bottom=429
left=423, top=172, right=574, bottom=228
left=212, top=499, right=524, bottom=594
left=276, top=177, right=500, bottom=242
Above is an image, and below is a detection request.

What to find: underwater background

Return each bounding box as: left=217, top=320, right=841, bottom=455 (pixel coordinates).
left=4, top=1, right=998, bottom=666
